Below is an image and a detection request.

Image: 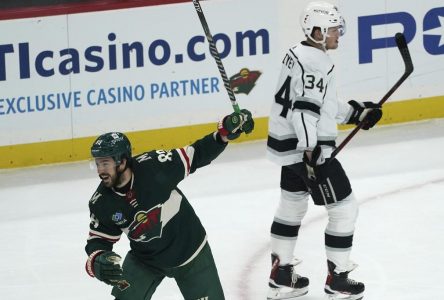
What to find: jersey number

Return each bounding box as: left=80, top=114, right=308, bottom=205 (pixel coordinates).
left=156, top=150, right=173, bottom=162
left=275, top=74, right=325, bottom=118
left=275, top=76, right=292, bottom=118
left=305, top=75, right=324, bottom=93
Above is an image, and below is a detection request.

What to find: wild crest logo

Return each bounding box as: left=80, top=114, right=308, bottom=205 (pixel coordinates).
left=128, top=206, right=162, bottom=242
left=229, top=68, right=261, bottom=95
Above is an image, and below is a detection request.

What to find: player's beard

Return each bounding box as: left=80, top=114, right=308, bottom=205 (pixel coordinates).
left=99, top=172, right=117, bottom=188
left=99, top=165, right=127, bottom=188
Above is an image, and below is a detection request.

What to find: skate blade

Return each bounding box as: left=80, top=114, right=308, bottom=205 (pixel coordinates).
left=267, top=287, right=308, bottom=299
left=325, top=292, right=363, bottom=300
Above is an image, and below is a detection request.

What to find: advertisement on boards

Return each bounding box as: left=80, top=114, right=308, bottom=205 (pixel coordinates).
left=0, top=0, right=278, bottom=146
left=1, top=0, right=443, bottom=151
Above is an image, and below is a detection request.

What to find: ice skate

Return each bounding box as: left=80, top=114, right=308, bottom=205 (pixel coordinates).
left=267, top=254, right=309, bottom=299
left=324, top=260, right=364, bottom=300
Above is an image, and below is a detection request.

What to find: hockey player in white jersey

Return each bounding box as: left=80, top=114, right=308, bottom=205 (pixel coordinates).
left=266, top=2, right=382, bottom=300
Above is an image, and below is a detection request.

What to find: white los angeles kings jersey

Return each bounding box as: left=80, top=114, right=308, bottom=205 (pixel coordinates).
left=267, top=42, right=352, bottom=166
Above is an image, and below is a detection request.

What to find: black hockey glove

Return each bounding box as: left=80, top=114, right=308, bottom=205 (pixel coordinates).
left=86, top=250, right=123, bottom=286
left=303, top=145, right=325, bottom=181
left=347, top=100, right=382, bottom=130
left=218, top=109, right=254, bottom=140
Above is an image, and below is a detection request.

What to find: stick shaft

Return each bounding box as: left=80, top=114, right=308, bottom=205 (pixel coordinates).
left=330, top=33, right=414, bottom=160
left=192, top=0, right=240, bottom=113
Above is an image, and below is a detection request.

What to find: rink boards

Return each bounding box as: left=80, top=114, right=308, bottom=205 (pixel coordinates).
left=1, top=0, right=443, bottom=168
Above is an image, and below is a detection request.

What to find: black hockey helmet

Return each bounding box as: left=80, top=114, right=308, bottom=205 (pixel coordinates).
left=91, top=132, right=132, bottom=165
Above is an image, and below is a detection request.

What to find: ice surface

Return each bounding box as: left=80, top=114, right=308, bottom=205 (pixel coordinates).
left=1, top=119, right=443, bottom=300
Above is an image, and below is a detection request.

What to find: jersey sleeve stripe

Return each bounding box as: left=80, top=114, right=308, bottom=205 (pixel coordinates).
left=294, top=96, right=322, bottom=107
left=88, top=230, right=121, bottom=242
left=177, top=147, right=191, bottom=177
left=267, top=135, right=298, bottom=152
left=293, top=101, right=321, bottom=118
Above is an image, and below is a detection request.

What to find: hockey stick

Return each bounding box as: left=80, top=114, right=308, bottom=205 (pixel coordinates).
left=330, top=32, right=414, bottom=160
left=192, top=0, right=240, bottom=113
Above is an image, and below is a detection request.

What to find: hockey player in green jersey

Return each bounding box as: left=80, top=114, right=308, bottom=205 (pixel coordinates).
left=85, top=109, right=254, bottom=300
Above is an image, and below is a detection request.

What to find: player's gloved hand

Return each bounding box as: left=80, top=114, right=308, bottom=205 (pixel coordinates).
left=86, top=250, right=123, bottom=286
left=303, top=146, right=324, bottom=181
left=303, top=145, right=325, bottom=167
left=218, top=109, right=254, bottom=140
left=347, top=100, right=382, bottom=130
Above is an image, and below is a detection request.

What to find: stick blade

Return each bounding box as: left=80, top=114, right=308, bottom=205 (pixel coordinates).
left=395, top=32, right=414, bottom=75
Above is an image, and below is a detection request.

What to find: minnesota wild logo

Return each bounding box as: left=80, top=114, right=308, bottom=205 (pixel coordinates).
left=229, top=68, right=262, bottom=95
left=128, top=206, right=162, bottom=242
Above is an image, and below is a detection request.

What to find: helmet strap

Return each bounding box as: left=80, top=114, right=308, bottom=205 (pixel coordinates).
left=308, top=27, right=329, bottom=50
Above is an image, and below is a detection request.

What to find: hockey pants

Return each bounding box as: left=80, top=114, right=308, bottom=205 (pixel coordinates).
left=112, top=242, right=225, bottom=300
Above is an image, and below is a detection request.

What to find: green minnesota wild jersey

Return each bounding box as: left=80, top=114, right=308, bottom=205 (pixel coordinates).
left=85, top=132, right=227, bottom=268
